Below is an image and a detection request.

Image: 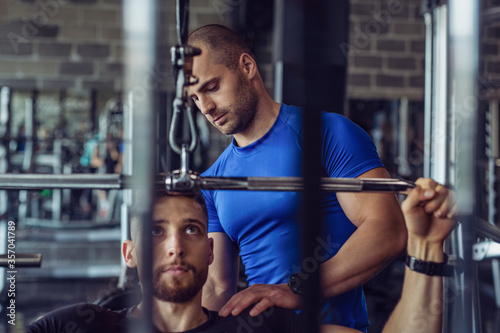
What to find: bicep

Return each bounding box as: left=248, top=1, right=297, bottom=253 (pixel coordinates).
left=202, top=191, right=239, bottom=292
left=337, top=167, right=404, bottom=228
left=203, top=231, right=240, bottom=310
left=208, top=231, right=240, bottom=283
left=202, top=232, right=239, bottom=311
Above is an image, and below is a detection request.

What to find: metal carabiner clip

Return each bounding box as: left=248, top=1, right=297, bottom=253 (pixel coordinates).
left=168, top=0, right=202, bottom=191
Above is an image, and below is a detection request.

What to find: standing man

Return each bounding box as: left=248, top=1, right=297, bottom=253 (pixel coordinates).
left=187, top=24, right=407, bottom=331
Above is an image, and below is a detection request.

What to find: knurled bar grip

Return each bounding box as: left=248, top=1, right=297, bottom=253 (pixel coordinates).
left=199, top=177, right=416, bottom=192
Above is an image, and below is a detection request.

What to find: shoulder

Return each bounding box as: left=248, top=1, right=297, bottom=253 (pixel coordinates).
left=202, top=144, right=234, bottom=177
left=26, top=303, right=129, bottom=333
left=321, top=111, right=374, bottom=144
left=321, top=111, right=361, bottom=132
left=279, top=104, right=303, bottom=135
left=281, top=106, right=361, bottom=138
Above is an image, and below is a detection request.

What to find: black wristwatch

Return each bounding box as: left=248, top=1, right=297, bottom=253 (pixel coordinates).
left=405, top=254, right=453, bottom=277
left=288, top=272, right=305, bottom=295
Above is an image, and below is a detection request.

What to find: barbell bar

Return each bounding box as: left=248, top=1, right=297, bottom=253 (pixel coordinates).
left=0, top=253, right=42, bottom=268
left=0, top=172, right=416, bottom=192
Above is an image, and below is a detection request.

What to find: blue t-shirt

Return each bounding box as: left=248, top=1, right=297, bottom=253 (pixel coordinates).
left=202, top=104, right=383, bottom=331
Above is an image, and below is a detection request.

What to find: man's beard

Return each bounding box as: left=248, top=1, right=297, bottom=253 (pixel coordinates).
left=152, top=263, right=208, bottom=303
left=216, top=73, right=258, bottom=136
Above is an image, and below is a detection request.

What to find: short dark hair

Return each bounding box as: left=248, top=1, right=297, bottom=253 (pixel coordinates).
left=153, top=190, right=208, bottom=219
left=187, top=24, right=256, bottom=71
left=129, top=190, right=208, bottom=241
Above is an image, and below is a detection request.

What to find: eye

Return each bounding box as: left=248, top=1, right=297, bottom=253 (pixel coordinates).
left=152, top=226, right=164, bottom=237
left=186, top=225, right=200, bottom=235
left=207, top=84, right=218, bottom=93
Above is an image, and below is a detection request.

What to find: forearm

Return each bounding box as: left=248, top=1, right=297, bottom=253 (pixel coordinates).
left=202, top=281, right=236, bottom=311
left=320, top=217, right=406, bottom=298
left=382, top=238, right=444, bottom=333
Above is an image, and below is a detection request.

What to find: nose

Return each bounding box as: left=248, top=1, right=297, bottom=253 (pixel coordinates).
left=197, top=96, right=215, bottom=115
left=166, top=233, right=185, bottom=258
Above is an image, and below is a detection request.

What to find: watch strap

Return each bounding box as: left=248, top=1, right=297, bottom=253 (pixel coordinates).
left=405, top=254, right=453, bottom=277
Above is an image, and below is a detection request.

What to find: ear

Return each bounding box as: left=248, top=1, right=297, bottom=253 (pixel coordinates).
left=208, top=237, right=214, bottom=266
left=122, top=240, right=137, bottom=268
left=239, top=53, right=257, bottom=80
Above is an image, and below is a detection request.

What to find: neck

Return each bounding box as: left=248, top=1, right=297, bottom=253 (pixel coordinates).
left=134, top=296, right=208, bottom=332
left=233, top=97, right=281, bottom=147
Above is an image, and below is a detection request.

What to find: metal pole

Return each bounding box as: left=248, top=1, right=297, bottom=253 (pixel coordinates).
left=448, top=0, right=481, bottom=332
left=432, top=3, right=448, bottom=184
left=18, top=92, right=36, bottom=222
left=488, top=99, right=500, bottom=308
left=302, top=0, right=347, bottom=330
left=123, top=0, right=158, bottom=331
left=423, top=7, right=433, bottom=178
left=272, top=0, right=284, bottom=103
left=398, top=97, right=410, bottom=177
left=118, top=92, right=133, bottom=289
left=475, top=218, right=500, bottom=251
left=0, top=86, right=11, bottom=303
left=422, top=1, right=483, bottom=331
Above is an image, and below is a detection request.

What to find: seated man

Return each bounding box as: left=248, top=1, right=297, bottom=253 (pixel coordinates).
left=27, top=178, right=456, bottom=333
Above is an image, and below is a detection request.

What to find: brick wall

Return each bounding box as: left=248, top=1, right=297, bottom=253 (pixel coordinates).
left=0, top=0, right=121, bottom=90
left=346, top=0, right=426, bottom=101
left=347, top=0, right=500, bottom=101
left=0, top=0, right=238, bottom=92
left=1, top=0, right=498, bottom=100
left=482, top=0, right=500, bottom=98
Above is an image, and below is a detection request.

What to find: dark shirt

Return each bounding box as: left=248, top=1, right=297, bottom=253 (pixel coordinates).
left=27, top=303, right=307, bottom=333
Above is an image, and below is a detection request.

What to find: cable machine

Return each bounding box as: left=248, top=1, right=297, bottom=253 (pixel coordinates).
left=1, top=0, right=498, bottom=332
left=421, top=0, right=500, bottom=332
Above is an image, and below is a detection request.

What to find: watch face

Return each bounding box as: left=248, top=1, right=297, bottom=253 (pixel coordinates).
left=288, top=273, right=302, bottom=295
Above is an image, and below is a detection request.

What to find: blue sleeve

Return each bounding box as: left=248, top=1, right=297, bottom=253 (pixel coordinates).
left=321, top=112, right=383, bottom=178
left=202, top=190, right=225, bottom=233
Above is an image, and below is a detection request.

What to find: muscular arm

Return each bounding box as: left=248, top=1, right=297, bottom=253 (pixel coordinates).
left=383, top=178, right=456, bottom=333
left=218, top=167, right=407, bottom=318
left=321, top=167, right=407, bottom=298
left=202, top=232, right=240, bottom=311
left=218, top=175, right=452, bottom=331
